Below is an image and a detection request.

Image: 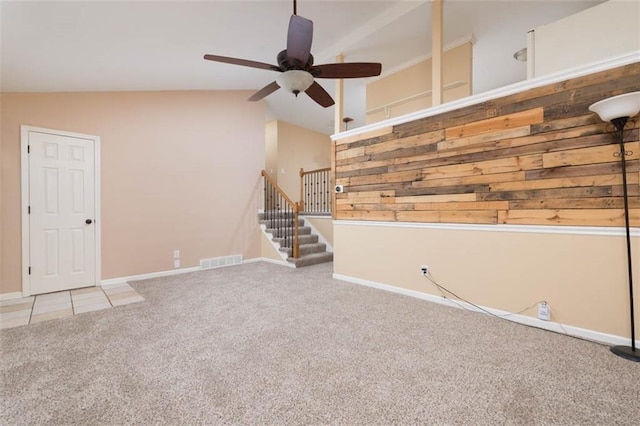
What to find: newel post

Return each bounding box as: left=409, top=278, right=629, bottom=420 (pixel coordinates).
left=299, top=168, right=305, bottom=212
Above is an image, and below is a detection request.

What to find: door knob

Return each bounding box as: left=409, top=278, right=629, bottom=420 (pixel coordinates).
left=85, top=219, right=93, bottom=224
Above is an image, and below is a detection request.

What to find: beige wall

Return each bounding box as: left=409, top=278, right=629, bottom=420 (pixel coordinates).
left=366, top=43, right=472, bottom=124
left=269, top=120, right=331, bottom=201
left=260, top=231, right=283, bottom=261
left=305, top=216, right=333, bottom=247
left=265, top=120, right=278, bottom=178
left=1, top=91, right=266, bottom=294
left=532, top=0, right=640, bottom=77
left=334, top=223, right=639, bottom=341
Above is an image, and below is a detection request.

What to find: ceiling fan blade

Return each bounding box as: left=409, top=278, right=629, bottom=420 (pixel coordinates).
left=311, top=62, right=382, bottom=79
left=287, top=15, right=313, bottom=67
left=305, top=81, right=334, bottom=108
left=248, top=81, right=281, bottom=102
left=204, top=54, right=280, bottom=72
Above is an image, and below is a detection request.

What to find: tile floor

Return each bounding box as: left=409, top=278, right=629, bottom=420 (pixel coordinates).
left=0, top=283, right=144, bottom=330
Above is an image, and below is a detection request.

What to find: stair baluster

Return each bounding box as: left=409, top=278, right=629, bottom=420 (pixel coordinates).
left=262, top=170, right=299, bottom=259
left=299, top=167, right=332, bottom=215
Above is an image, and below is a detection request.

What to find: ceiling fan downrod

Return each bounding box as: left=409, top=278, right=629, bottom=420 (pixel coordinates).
left=293, top=0, right=297, bottom=16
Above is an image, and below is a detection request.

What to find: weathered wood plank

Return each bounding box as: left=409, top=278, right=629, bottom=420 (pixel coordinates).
left=411, top=171, right=526, bottom=188
left=336, top=154, right=371, bottom=167
left=336, top=165, right=389, bottom=180
left=525, top=161, right=639, bottom=180
left=395, top=184, right=489, bottom=197
left=409, top=201, right=509, bottom=210
left=335, top=210, right=396, bottom=221
left=335, top=132, right=399, bottom=152
left=498, top=209, right=640, bottom=227
left=612, top=184, right=640, bottom=197
left=542, top=142, right=639, bottom=168
left=509, top=197, right=640, bottom=210
left=437, top=126, right=531, bottom=151
left=479, top=186, right=614, bottom=201
left=392, top=193, right=477, bottom=204
left=340, top=190, right=395, bottom=199
left=365, top=129, right=445, bottom=155
left=445, top=108, right=544, bottom=140
left=346, top=169, right=423, bottom=187
left=344, top=182, right=411, bottom=194
left=336, top=197, right=395, bottom=205
left=489, top=173, right=638, bottom=192
left=421, top=155, right=542, bottom=181
left=369, top=143, right=439, bottom=162
left=396, top=210, right=498, bottom=224
left=336, top=146, right=366, bottom=161
left=530, top=114, right=600, bottom=134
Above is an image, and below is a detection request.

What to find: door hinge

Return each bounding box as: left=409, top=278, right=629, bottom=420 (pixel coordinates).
left=27, top=145, right=30, bottom=154
left=28, top=206, right=31, bottom=214
left=28, top=267, right=31, bottom=275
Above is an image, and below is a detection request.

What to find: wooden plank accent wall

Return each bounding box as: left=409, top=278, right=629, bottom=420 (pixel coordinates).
left=334, top=63, right=640, bottom=227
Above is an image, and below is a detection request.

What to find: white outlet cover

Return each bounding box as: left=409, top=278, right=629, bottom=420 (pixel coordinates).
left=174, top=259, right=181, bottom=269
left=537, top=303, right=550, bottom=321
left=173, top=250, right=180, bottom=259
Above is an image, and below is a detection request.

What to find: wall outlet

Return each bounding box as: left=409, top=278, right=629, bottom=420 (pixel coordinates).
left=420, top=265, right=430, bottom=276
left=537, top=302, right=551, bottom=321
left=173, top=250, right=180, bottom=259
left=173, top=259, right=180, bottom=269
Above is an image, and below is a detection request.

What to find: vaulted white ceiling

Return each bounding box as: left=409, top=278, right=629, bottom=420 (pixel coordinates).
left=1, top=0, right=602, bottom=134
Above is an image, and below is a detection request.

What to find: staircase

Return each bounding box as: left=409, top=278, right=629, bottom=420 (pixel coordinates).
left=260, top=212, right=333, bottom=268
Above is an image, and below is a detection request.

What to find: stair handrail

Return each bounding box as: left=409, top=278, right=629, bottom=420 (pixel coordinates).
left=299, top=167, right=332, bottom=214
left=261, top=170, right=299, bottom=259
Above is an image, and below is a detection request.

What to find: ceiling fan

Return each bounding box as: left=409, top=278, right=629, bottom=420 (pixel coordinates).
left=203, top=0, right=382, bottom=108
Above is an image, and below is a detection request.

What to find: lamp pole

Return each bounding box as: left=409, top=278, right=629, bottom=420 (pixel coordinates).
left=610, top=117, right=638, bottom=361
left=589, top=91, right=640, bottom=362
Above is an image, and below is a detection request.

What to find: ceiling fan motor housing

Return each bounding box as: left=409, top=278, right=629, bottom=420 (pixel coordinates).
left=277, top=50, right=314, bottom=70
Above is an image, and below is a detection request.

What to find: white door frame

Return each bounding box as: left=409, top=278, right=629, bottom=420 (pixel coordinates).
left=21, top=125, right=102, bottom=297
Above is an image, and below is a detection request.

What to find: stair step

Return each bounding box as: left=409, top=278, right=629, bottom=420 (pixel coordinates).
left=266, top=226, right=311, bottom=237
left=288, top=252, right=334, bottom=268
left=260, top=218, right=305, bottom=227
left=259, top=211, right=296, bottom=220
left=273, top=234, right=318, bottom=246
left=279, top=242, right=327, bottom=257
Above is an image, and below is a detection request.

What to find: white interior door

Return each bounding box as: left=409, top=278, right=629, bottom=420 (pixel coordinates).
left=26, top=129, right=98, bottom=295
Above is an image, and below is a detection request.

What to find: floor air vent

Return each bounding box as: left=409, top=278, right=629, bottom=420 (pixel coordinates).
left=200, top=255, right=243, bottom=270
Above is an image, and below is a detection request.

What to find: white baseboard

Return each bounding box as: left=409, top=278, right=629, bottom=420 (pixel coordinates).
left=333, top=273, right=639, bottom=348
left=0, top=291, right=24, bottom=301
left=101, top=257, right=298, bottom=286
left=101, top=266, right=202, bottom=286
left=245, top=257, right=295, bottom=268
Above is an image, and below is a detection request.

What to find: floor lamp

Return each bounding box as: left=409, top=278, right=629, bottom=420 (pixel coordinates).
left=589, top=91, right=640, bottom=362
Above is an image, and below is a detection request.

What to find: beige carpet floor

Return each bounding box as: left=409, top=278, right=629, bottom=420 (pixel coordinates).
left=1, top=261, right=639, bottom=425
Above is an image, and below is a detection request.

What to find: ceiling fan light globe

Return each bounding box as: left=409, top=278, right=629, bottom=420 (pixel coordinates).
left=276, top=70, right=314, bottom=96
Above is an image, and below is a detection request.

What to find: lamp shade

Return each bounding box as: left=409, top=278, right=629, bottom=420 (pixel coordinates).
left=589, top=91, right=640, bottom=122
left=276, top=70, right=314, bottom=96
